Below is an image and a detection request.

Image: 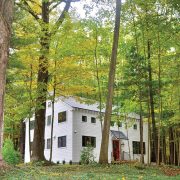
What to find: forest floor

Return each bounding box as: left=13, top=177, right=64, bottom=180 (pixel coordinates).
left=0, top=163, right=180, bottom=180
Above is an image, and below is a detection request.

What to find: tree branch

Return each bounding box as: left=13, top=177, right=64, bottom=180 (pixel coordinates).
left=16, top=0, right=40, bottom=21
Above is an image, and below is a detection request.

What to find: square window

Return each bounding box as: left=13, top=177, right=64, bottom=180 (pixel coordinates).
left=47, top=138, right=51, bottom=149
left=118, top=122, right=122, bottom=127
left=82, top=136, right=96, bottom=148
left=132, top=141, right=145, bottom=154
left=47, top=115, right=51, bottom=126
left=58, top=136, right=66, bottom=148
left=58, top=111, right=66, bottom=123
left=91, top=117, right=96, bottom=123
left=133, top=124, right=137, bottom=130
left=48, top=102, right=51, bottom=108
left=82, top=116, right=87, bottom=122
left=30, top=120, right=35, bottom=130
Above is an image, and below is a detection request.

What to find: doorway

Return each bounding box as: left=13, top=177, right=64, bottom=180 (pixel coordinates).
left=113, top=140, right=120, bottom=161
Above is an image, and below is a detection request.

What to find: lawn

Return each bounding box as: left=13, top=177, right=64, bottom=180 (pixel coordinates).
left=0, top=163, right=180, bottom=180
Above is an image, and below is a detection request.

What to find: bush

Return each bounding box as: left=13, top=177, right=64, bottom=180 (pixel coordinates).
left=80, top=146, right=95, bottom=164
left=2, top=139, right=21, bottom=165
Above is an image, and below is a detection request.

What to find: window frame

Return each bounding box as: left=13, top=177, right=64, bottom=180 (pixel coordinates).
left=132, top=141, right=145, bottom=154
left=82, top=136, right=96, bottom=148
left=82, top=115, right=87, bottom=122
left=91, top=117, right=96, bottom=124
left=58, top=136, right=67, bottom=148
left=133, top=124, right=137, bottom=130
left=47, top=138, right=51, bottom=149
left=58, top=111, right=66, bottom=123
left=47, top=115, right=51, bottom=126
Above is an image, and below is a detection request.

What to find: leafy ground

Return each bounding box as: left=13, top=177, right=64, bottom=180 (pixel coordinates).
left=0, top=163, right=180, bottom=180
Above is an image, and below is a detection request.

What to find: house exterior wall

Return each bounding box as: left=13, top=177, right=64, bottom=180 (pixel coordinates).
left=24, top=99, right=149, bottom=164
left=24, top=99, right=73, bottom=163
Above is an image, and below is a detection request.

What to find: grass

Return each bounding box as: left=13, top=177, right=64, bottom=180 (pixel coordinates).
left=0, top=163, right=180, bottom=180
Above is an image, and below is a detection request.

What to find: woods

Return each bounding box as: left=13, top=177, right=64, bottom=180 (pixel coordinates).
left=0, top=0, right=179, bottom=178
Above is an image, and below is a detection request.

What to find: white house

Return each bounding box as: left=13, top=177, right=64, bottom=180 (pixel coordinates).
left=24, top=96, right=149, bottom=164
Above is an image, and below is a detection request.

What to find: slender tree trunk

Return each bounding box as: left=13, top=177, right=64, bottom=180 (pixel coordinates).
left=147, top=100, right=151, bottom=165
left=28, top=64, right=33, bottom=159
left=19, top=120, right=25, bottom=160
left=178, top=134, right=180, bottom=166
left=125, top=115, right=131, bottom=160
left=49, top=58, right=57, bottom=163
left=147, top=40, right=157, bottom=163
left=139, top=89, right=144, bottom=164
left=99, top=0, right=121, bottom=164
left=94, top=26, right=103, bottom=132
left=169, top=127, right=174, bottom=164
left=0, top=0, right=13, bottom=165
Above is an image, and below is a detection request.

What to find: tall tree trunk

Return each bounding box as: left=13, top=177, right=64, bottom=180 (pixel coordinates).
left=0, top=0, right=13, bottom=165
left=32, top=1, right=50, bottom=161
left=169, top=127, right=174, bottom=164
left=49, top=58, right=57, bottom=163
left=139, top=89, right=144, bottom=164
left=147, top=40, right=157, bottom=163
left=99, top=0, right=121, bottom=164
left=19, top=120, right=25, bottom=160
left=94, top=26, right=103, bottom=132
left=28, top=64, right=33, bottom=159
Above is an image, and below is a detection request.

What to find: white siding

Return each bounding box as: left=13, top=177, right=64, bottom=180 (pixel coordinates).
left=24, top=100, right=73, bottom=163
left=24, top=98, right=149, bottom=164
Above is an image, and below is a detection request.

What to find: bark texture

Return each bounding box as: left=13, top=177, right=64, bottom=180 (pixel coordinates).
left=0, top=0, right=13, bottom=164
left=99, top=0, right=121, bottom=164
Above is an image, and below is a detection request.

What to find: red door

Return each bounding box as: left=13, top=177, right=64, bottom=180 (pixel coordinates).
left=113, top=140, right=120, bottom=161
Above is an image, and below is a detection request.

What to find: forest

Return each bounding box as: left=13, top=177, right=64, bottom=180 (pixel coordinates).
left=0, top=0, right=179, bottom=179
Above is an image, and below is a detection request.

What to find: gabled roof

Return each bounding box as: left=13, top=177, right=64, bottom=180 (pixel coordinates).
left=60, top=96, right=105, bottom=112
left=60, top=96, right=140, bottom=119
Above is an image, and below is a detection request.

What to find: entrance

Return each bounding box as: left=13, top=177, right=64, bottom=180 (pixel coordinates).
left=113, top=140, right=120, bottom=161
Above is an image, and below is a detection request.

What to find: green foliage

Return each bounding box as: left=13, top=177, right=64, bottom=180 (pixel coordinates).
left=2, top=139, right=21, bottom=165
left=80, top=146, right=95, bottom=164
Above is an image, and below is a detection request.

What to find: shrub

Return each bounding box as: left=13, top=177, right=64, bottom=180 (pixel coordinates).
left=2, top=138, right=21, bottom=165
left=80, top=146, right=95, bottom=164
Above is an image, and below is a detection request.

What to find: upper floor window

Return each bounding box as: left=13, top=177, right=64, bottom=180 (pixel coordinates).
left=82, top=136, right=96, bottom=148
left=91, top=117, right=96, bottom=123
left=118, top=122, right=122, bottom=127
left=58, top=111, right=66, bottom=123
left=47, top=115, right=51, bottom=126
left=47, top=138, right=51, bottom=149
left=82, top=115, right=87, bottom=122
left=30, top=120, right=35, bottom=130
left=58, top=136, right=66, bottom=148
left=48, top=102, right=51, bottom=108
left=133, top=124, right=137, bottom=130
left=132, top=141, right=145, bottom=154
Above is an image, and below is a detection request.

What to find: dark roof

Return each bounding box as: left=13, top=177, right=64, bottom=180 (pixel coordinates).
left=110, top=130, right=128, bottom=140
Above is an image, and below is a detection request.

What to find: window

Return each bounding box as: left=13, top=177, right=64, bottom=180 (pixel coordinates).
left=47, top=138, right=51, bottom=149
left=58, top=111, right=66, bottom=123
left=82, top=136, right=96, bottom=148
left=47, top=115, right=51, bottom=126
left=82, top=116, right=87, bottom=122
left=133, top=124, right=137, bottom=130
left=48, top=102, right=51, bottom=108
left=118, top=122, right=122, bottom=127
left=58, top=136, right=66, bottom=148
left=91, top=117, right=96, bottom=123
left=132, top=141, right=145, bottom=154
left=110, top=121, right=115, bottom=126
left=30, top=120, right=35, bottom=130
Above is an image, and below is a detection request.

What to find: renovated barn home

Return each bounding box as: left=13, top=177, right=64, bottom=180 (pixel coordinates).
left=24, top=96, right=149, bottom=164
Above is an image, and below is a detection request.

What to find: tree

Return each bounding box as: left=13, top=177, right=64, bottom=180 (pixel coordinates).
left=99, top=0, right=121, bottom=164
left=0, top=0, right=14, bottom=165
left=17, top=0, right=80, bottom=161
